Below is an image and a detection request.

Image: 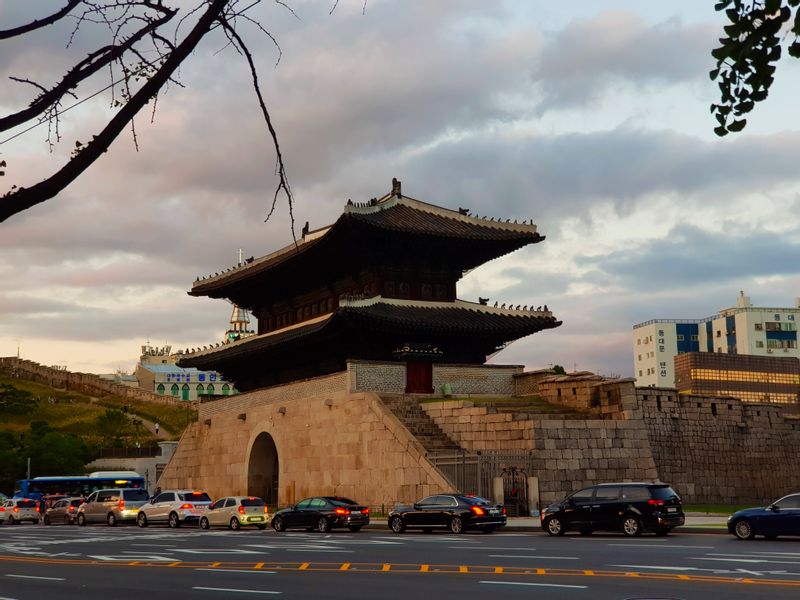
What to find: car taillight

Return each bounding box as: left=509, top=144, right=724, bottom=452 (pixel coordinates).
left=470, top=506, right=485, bottom=516
left=13, top=507, right=19, bottom=513
left=238, top=505, right=246, bottom=515
left=179, top=503, right=193, bottom=509
left=334, top=508, right=351, bottom=516
left=119, top=500, right=125, bottom=510
left=502, top=506, right=507, bottom=515
left=264, top=505, right=269, bottom=514
left=35, top=506, right=40, bottom=513
left=648, top=499, right=665, bottom=507
left=68, top=506, right=75, bottom=512
left=0, top=507, right=5, bottom=512
left=361, top=508, right=369, bottom=515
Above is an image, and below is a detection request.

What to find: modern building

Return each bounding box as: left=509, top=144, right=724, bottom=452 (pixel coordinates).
left=634, top=292, right=800, bottom=388
left=675, top=352, right=800, bottom=406
left=135, top=343, right=237, bottom=401
left=178, top=179, right=561, bottom=392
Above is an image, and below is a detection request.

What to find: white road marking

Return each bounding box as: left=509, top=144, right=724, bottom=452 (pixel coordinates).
left=5, top=574, right=65, bottom=581
left=479, top=580, right=587, bottom=589
left=608, top=544, right=715, bottom=549
left=192, top=587, right=281, bottom=595
left=489, top=554, right=578, bottom=560
left=194, top=568, right=276, bottom=574
left=694, top=557, right=800, bottom=565
left=285, top=548, right=353, bottom=553
left=174, top=549, right=262, bottom=555
left=451, top=546, right=536, bottom=550
left=89, top=554, right=175, bottom=562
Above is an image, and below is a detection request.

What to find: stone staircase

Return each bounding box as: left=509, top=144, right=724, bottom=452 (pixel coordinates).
left=380, top=395, right=462, bottom=452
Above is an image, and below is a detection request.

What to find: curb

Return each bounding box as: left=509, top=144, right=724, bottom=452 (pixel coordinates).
left=361, top=523, right=730, bottom=535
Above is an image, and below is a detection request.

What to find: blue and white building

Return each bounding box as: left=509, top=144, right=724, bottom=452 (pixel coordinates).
left=633, top=292, right=800, bottom=387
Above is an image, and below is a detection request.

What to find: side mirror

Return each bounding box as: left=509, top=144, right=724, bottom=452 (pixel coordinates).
left=150, top=498, right=157, bottom=504
left=769, top=504, right=780, bottom=511
left=413, top=503, right=420, bottom=510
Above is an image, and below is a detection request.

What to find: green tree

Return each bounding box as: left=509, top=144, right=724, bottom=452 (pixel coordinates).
left=95, top=409, right=133, bottom=446
left=26, top=432, right=88, bottom=477
left=0, top=431, right=24, bottom=495
left=552, top=364, right=567, bottom=375
left=0, top=383, right=37, bottom=414
left=711, top=0, right=800, bottom=135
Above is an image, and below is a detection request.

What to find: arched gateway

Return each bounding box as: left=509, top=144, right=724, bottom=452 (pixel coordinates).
left=248, top=432, right=279, bottom=506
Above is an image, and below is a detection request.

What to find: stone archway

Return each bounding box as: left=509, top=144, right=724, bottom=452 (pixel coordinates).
left=248, top=432, right=279, bottom=506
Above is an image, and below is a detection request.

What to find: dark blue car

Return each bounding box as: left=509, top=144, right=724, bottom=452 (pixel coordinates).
left=728, top=493, right=800, bottom=540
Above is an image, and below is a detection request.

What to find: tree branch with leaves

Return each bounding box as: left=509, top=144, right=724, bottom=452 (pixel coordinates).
left=711, top=0, right=800, bottom=135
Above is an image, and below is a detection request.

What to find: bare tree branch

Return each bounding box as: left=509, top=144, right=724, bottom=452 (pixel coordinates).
left=0, top=0, right=231, bottom=222
left=0, top=0, right=82, bottom=40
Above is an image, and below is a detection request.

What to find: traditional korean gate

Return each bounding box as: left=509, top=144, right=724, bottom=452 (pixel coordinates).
left=500, top=466, right=529, bottom=517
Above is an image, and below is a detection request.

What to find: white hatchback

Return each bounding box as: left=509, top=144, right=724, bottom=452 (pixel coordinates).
left=200, top=496, right=269, bottom=531
left=0, top=498, right=40, bottom=525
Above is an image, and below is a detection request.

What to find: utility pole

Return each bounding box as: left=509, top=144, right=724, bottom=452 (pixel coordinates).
left=26, top=457, right=31, bottom=480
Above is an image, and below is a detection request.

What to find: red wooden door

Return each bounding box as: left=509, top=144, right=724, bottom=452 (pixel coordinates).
left=405, top=361, right=433, bottom=393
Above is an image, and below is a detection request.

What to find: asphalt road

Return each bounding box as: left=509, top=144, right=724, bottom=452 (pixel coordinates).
left=1, top=521, right=799, bottom=599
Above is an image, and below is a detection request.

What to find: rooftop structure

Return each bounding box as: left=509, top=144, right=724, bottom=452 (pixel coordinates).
left=179, top=181, right=561, bottom=391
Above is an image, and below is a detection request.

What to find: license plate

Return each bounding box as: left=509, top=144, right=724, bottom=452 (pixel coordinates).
left=488, top=509, right=498, bottom=515
left=248, top=517, right=264, bottom=522
left=667, top=507, right=677, bottom=513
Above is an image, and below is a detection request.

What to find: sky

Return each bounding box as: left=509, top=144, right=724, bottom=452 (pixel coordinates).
left=1, top=1, right=799, bottom=378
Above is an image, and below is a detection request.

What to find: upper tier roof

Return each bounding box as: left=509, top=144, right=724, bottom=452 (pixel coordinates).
left=189, top=191, right=542, bottom=301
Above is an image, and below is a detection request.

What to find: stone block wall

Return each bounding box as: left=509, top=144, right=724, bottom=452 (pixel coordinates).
left=536, top=375, right=638, bottom=418
left=420, top=399, right=659, bottom=504
left=0, top=357, right=182, bottom=406
left=639, top=388, right=800, bottom=504
left=347, top=360, right=521, bottom=396
left=160, top=373, right=452, bottom=508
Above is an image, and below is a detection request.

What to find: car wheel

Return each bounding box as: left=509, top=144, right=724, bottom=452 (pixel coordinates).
left=390, top=516, right=406, bottom=533
left=545, top=516, right=565, bottom=536
left=317, top=517, right=331, bottom=533
left=137, top=512, right=148, bottom=528
left=733, top=519, right=754, bottom=540
left=77, top=513, right=86, bottom=527
left=622, top=516, right=643, bottom=537
left=168, top=512, right=180, bottom=528
left=449, top=516, right=464, bottom=534
left=349, top=526, right=362, bottom=532
left=43, top=515, right=51, bottom=526
left=579, top=529, right=592, bottom=536
left=200, top=517, right=210, bottom=530
left=230, top=517, right=241, bottom=531
left=272, top=516, right=286, bottom=532
left=107, top=513, right=117, bottom=527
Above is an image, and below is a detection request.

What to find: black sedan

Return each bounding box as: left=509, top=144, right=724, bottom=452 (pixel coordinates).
left=388, top=494, right=506, bottom=534
left=271, top=497, right=369, bottom=533
left=728, top=492, right=800, bottom=540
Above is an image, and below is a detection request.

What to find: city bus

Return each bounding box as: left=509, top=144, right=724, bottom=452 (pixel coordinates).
left=13, top=471, right=145, bottom=500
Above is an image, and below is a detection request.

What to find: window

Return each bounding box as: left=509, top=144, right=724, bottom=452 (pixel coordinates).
left=170, top=384, right=179, bottom=396
left=716, top=330, right=721, bottom=338
left=659, top=362, right=666, bottom=368
left=658, top=330, right=665, bottom=336
left=637, top=355, right=641, bottom=361
left=691, top=334, right=699, bottom=341
left=755, top=323, right=763, bottom=331
left=210, top=499, right=226, bottom=510
left=775, top=494, right=800, bottom=509
left=621, top=486, right=650, bottom=502
left=570, top=488, right=594, bottom=503
left=676, top=335, right=684, bottom=341
left=637, top=339, right=641, bottom=345
left=755, top=341, right=764, bottom=348
left=594, top=486, right=621, bottom=502
left=310, top=498, right=327, bottom=509
left=295, top=499, right=313, bottom=510
left=155, top=493, right=175, bottom=503
left=224, top=498, right=236, bottom=508
left=638, top=370, right=642, bottom=376
left=156, top=383, right=165, bottom=395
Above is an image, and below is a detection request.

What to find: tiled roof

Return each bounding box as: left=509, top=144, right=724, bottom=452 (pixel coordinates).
left=190, top=193, right=541, bottom=297
left=178, top=298, right=560, bottom=368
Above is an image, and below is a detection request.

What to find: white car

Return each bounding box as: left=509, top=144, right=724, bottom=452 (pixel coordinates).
left=200, top=496, right=269, bottom=531
left=136, top=490, right=212, bottom=528
left=0, top=498, right=40, bottom=525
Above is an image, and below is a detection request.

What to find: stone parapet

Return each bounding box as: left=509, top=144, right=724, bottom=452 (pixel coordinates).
left=0, top=357, right=182, bottom=406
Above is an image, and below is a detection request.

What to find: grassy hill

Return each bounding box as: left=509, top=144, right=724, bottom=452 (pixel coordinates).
left=0, top=376, right=196, bottom=441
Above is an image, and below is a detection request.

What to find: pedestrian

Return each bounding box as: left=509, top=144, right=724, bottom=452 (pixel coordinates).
left=154, top=422, right=160, bottom=435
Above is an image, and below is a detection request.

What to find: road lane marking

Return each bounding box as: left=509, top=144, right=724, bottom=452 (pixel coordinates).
left=192, top=587, right=281, bottom=595
left=6, top=574, right=65, bottom=581
left=451, top=546, right=537, bottom=550
left=480, top=581, right=587, bottom=589
left=608, top=544, right=714, bottom=549
left=195, top=569, right=276, bottom=574
left=489, top=555, right=578, bottom=560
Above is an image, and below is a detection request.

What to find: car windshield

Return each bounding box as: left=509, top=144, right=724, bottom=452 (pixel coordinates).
left=70, top=499, right=84, bottom=507
left=180, top=492, right=211, bottom=502
left=241, top=498, right=265, bottom=507
left=17, top=500, right=37, bottom=508
left=649, top=486, right=679, bottom=501
left=123, top=489, right=149, bottom=501
left=461, top=496, right=491, bottom=505
left=328, top=497, right=358, bottom=507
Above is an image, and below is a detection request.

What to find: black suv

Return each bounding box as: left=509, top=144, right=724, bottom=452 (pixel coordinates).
left=541, top=483, right=684, bottom=537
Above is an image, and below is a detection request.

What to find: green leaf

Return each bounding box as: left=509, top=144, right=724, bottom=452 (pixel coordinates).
left=714, top=125, right=730, bottom=137
left=727, top=119, right=747, bottom=132
left=714, top=1, right=733, bottom=10
left=709, top=68, right=721, bottom=80
left=765, top=0, right=781, bottom=13
left=789, top=41, right=800, bottom=58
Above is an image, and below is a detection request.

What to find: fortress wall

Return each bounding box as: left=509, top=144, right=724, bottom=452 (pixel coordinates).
left=638, top=388, right=800, bottom=504
left=160, top=374, right=451, bottom=507
left=0, top=357, right=182, bottom=405
left=421, top=393, right=659, bottom=505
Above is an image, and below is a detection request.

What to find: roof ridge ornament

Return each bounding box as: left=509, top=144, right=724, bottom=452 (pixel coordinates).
left=391, top=177, right=402, bottom=198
